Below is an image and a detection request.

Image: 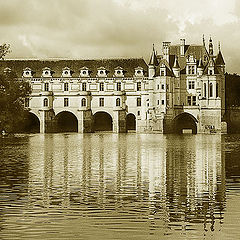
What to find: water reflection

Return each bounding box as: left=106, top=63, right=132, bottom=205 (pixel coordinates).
left=1, top=133, right=239, bottom=239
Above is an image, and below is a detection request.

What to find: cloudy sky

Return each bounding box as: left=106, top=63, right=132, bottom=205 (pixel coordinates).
left=0, top=0, right=239, bottom=73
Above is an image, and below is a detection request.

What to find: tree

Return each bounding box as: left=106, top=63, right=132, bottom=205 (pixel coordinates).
left=0, top=43, right=11, bottom=60
left=0, top=71, right=31, bottom=133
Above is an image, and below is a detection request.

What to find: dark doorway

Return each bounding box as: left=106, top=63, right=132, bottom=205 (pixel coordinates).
left=126, top=113, right=136, bottom=131
left=174, top=113, right=197, bottom=134
left=23, top=112, right=40, bottom=133
left=93, top=112, right=113, bottom=131
left=55, top=111, right=78, bottom=132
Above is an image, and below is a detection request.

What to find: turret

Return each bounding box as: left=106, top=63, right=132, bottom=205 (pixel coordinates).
left=172, top=56, right=180, bottom=77
left=148, top=44, right=158, bottom=79
left=215, top=42, right=225, bottom=73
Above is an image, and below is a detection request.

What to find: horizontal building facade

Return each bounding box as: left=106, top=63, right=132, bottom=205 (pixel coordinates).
left=0, top=38, right=227, bottom=134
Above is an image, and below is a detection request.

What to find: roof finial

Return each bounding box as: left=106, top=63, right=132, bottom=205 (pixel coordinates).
left=203, top=34, right=205, bottom=46
left=153, top=43, right=155, bottom=52
left=218, top=41, right=221, bottom=51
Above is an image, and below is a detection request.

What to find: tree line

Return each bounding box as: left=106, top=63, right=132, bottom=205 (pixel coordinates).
left=0, top=44, right=31, bottom=133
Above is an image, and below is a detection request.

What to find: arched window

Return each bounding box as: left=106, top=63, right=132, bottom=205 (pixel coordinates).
left=81, top=98, right=86, bottom=107
left=116, top=98, right=120, bottom=107
left=43, top=98, right=48, bottom=107
left=209, top=83, right=213, bottom=97
left=216, top=83, right=219, bottom=98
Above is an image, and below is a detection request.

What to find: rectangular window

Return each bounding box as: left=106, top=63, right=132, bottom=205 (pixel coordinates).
left=137, top=110, right=140, bottom=116
left=161, top=84, right=164, bottom=90
left=82, top=82, right=87, bottom=91
left=188, top=65, right=195, bottom=75
left=188, top=81, right=195, bottom=90
left=162, top=100, right=164, bottom=105
left=44, top=82, right=49, bottom=91
left=64, top=98, right=69, bottom=107
left=137, top=82, right=141, bottom=91
left=99, top=98, right=104, bottom=107
left=117, top=82, right=121, bottom=91
left=192, top=96, right=197, bottom=105
left=64, top=82, right=69, bottom=91
left=157, top=84, right=159, bottom=90
left=157, top=100, right=160, bottom=105
left=160, top=70, right=165, bottom=76
left=187, top=96, right=191, bottom=105
left=99, top=82, right=104, bottom=91
left=137, top=97, right=141, bottom=107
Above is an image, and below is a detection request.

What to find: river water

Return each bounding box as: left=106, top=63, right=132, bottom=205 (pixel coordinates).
left=0, top=133, right=240, bottom=240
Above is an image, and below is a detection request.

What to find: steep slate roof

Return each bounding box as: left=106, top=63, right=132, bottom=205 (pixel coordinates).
left=155, top=58, right=174, bottom=77
left=157, top=44, right=209, bottom=71
left=0, top=58, right=148, bottom=78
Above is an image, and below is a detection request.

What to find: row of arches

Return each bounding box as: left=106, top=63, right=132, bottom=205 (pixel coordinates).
left=24, top=111, right=137, bottom=133
left=24, top=111, right=197, bottom=134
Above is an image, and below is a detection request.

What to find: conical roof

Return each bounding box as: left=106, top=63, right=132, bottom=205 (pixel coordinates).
left=149, top=44, right=158, bottom=66
left=215, top=50, right=225, bottom=65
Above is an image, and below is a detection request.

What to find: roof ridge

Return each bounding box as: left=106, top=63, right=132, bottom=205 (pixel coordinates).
left=3, top=57, right=145, bottom=61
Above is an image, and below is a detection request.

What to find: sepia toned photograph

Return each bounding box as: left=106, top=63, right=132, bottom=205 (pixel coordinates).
left=0, top=0, right=240, bottom=239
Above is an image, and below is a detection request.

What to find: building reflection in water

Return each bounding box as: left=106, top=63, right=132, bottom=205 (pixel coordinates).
left=27, top=133, right=226, bottom=237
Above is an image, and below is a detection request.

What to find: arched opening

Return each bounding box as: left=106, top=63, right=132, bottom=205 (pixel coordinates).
left=55, top=111, right=78, bottom=132
left=93, top=112, right=112, bottom=132
left=174, top=113, right=197, bottom=134
left=126, top=113, right=136, bottom=131
left=23, top=112, right=40, bottom=133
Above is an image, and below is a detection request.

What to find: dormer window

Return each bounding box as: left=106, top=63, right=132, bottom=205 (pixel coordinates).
left=160, top=69, right=165, bottom=76
left=23, top=67, right=33, bottom=77
left=42, top=67, right=52, bottom=77
left=62, top=67, right=72, bottom=77
left=80, top=67, right=90, bottom=77
left=135, top=67, right=144, bottom=77
left=97, top=67, right=107, bottom=77
left=114, top=67, right=124, bottom=77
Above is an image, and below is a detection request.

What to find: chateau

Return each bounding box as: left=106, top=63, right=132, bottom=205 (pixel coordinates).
left=1, top=37, right=227, bottom=134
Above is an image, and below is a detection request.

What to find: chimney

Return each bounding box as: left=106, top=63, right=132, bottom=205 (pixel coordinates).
left=180, top=39, right=185, bottom=56
left=162, top=42, right=171, bottom=63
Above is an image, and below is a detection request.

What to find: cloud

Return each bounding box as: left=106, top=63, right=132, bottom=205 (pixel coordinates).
left=0, top=0, right=239, bottom=73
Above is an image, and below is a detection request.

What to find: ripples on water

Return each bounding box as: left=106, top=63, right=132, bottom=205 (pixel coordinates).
left=0, top=133, right=240, bottom=240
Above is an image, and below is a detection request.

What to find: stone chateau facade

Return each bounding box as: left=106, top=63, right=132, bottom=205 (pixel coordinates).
left=1, top=38, right=227, bottom=133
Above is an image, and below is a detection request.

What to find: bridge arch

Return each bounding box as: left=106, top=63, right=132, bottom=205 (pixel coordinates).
left=173, top=112, right=198, bottom=134
left=126, top=113, right=136, bottom=131
left=93, top=111, right=113, bottom=132
left=55, top=111, right=78, bottom=132
left=24, top=111, right=40, bottom=133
